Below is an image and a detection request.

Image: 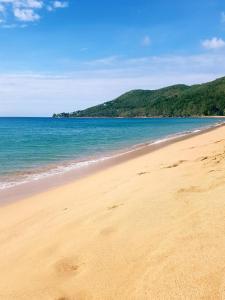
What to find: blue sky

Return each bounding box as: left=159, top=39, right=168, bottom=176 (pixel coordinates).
left=1, top=0, right=225, bottom=116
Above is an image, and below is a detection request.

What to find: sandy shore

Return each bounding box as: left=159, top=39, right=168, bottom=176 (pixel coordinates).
left=1, top=125, right=225, bottom=299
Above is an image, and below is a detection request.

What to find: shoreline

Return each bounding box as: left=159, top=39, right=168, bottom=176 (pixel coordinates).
left=52, top=115, right=225, bottom=119
left=2, top=115, right=225, bottom=118
left=1, top=120, right=225, bottom=205
left=1, top=122, right=225, bottom=298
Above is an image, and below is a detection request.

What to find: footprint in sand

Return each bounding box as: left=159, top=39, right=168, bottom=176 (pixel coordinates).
left=164, top=160, right=186, bottom=169
left=215, top=139, right=225, bottom=143
left=200, top=156, right=208, bottom=161
left=208, top=169, right=223, bottom=173
left=56, top=290, right=90, bottom=300
left=54, top=257, right=81, bottom=277
left=178, top=179, right=225, bottom=196
left=100, top=226, right=116, bottom=236
left=177, top=186, right=203, bottom=194
left=137, top=171, right=150, bottom=176
left=107, top=203, right=123, bottom=210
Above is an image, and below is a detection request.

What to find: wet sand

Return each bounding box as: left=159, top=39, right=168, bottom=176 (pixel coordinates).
left=1, top=124, right=225, bottom=299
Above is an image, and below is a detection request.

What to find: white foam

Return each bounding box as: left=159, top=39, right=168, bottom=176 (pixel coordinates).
left=0, top=155, right=113, bottom=191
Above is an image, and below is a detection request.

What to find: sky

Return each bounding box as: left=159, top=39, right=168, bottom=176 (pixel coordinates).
left=1, top=0, right=225, bottom=116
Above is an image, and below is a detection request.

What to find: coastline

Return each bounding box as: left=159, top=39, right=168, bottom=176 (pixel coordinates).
left=52, top=115, right=225, bottom=119
left=1, top=123, right=225, bottom=298
left=1, top=120, right=225, bottom=204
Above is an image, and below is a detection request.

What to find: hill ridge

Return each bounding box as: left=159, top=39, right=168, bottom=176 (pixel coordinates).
left=53, top=76, right=225, bottom=118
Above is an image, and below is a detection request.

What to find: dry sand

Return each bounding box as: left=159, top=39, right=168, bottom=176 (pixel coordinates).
left=1, top=125, right=225, bottom=299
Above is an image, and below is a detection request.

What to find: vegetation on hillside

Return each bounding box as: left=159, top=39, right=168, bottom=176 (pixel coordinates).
left=53, top=77, right=225, bottom=118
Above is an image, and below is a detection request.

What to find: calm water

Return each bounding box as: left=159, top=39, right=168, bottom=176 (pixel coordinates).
left=0, top=117, right=224, bottom=189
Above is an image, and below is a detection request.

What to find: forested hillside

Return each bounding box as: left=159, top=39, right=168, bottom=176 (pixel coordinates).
left=53, top=77, right=225, bottom=117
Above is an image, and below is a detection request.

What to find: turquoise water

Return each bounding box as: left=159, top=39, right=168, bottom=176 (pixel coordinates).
left=0, top=117, right=224, bottom=189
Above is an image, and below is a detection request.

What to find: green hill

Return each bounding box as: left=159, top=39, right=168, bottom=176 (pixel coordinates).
left=53, top=76, right=225, bottom=118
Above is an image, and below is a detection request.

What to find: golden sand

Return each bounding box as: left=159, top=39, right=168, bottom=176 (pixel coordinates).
left=1, top=125, right=225, bottom=299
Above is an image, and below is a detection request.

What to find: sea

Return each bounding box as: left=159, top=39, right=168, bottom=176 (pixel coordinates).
left=0, top=117, right=224, bottom=190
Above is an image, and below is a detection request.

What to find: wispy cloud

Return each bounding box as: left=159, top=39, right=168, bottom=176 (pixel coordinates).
left=1, top=52, right=225, bottom=116
left=47, top=0, right=68, bottom=11
left=221, top=12, right=225, bottom=23
left=0, top=0, right=69, bottom=25
left=0, top=71, right=218, bottom=117
left=84, top=56, right=119, bottom=67
left=202, top=37, right=225, bottom=50
left=52, top=1, right=68, bottom=8
left=141, top=35, right=151, bottom=47
left=14, top=7, right=40, bottom=21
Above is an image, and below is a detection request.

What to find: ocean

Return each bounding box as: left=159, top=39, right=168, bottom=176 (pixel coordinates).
left=0, top=117, right=224, bottom=190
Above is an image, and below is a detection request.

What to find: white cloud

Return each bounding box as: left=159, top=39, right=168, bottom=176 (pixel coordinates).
left=141, top=35, right=151, bottom=47
left=26, top=0, right=43, bottom=8
left=221, top=12, right=225, bottom=23
left=52, top=1, right=68, bottom=8
left=0, top=3, right=5, bottom=12
left=0, top=0, right=69, bottom=25
left=84, top=56, right=119, bottom=66
left=202, top=37, right=225, bottom=50
left=13, top=8, right=40, bottom=21
left=47, top=1, right=68, bottom=11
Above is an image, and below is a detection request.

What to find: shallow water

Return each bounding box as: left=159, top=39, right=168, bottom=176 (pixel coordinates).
left=0, top=117, right=224, bottom=190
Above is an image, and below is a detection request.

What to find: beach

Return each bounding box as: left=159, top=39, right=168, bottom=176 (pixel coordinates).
left=1, top=124, right=225, bottom=299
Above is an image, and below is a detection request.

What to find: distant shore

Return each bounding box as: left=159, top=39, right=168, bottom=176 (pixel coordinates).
left=52, top=76, right=225, bottom=119
left=52, top=115, right=225, bottom=119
